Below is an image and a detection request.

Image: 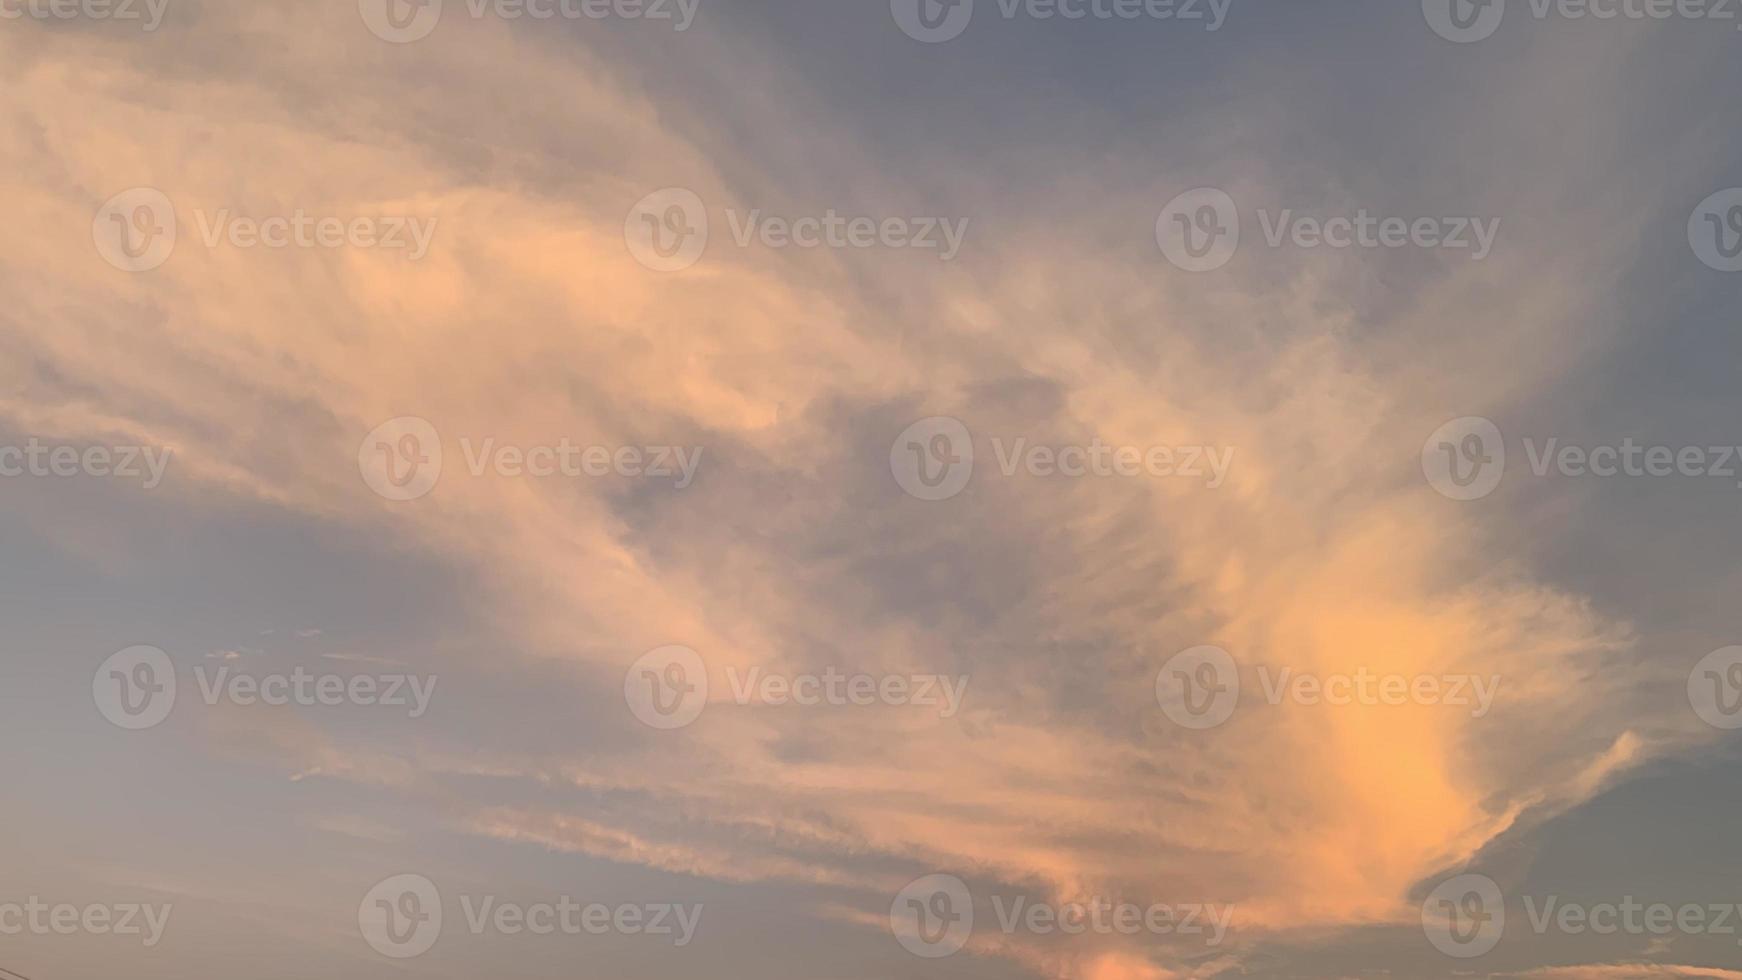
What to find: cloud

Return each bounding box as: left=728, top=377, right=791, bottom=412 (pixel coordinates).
left=2, top=4, right=1726, bottom=978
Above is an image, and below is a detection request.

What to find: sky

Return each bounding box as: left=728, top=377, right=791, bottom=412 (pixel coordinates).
left=3, top=0, right=1742, bottom=977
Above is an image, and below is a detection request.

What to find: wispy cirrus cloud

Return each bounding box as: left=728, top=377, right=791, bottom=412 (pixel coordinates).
left=4, top=3, right=1738, bottom=979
